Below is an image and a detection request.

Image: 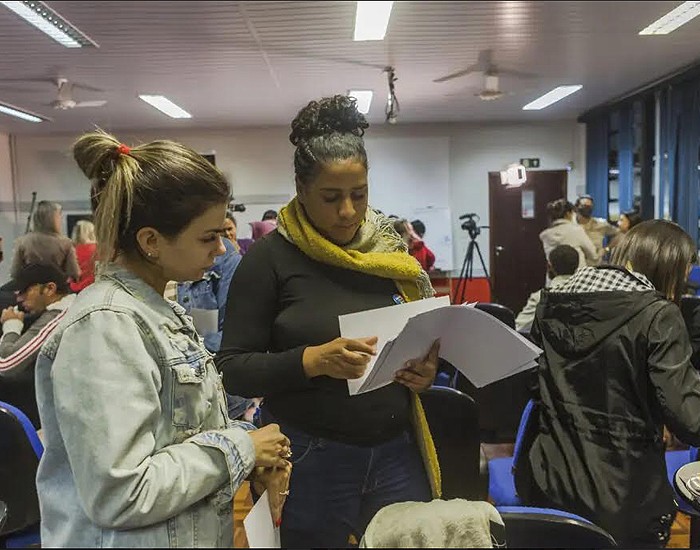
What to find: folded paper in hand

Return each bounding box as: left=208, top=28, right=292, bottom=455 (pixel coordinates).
left=339, top=296, right=542, bottom=395
left=244, top=490, right=280, bottom=548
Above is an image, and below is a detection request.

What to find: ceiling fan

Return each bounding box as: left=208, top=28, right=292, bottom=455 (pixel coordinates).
left=48, top=78, right=107, bottom=110
left=0, top=77, right=107, bottom=110
left=434, top=49, right=536, bottom=101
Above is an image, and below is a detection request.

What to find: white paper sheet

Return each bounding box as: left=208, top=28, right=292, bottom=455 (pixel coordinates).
left=339, top=296, right=451, bottom=394
left=190, top=308, right=218, bottom=336
left=341, top=301, right=542, bottom=394
left=243, top=490, right=280, bottom=549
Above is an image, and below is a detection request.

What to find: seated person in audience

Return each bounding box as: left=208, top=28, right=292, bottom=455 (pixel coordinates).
left=0, top=263, right=75, bottom=428
left=69, top=220, right=98, bottom=293
left=393, top=219, right=436, bottom=272
left=575, top=194, right=619, bottom=264
left=516, top=220, right=700, bottom=548
left=407, top=219, right=436, bottom=272
left=515, top=244, right=578, bottom=332
left=540, top=198, right=598, bottom=271
left=262, top=209, right=278, bottom=222
left=222, top=210, right=242, bottom=253
left=250, top=219, right=277, bottom=241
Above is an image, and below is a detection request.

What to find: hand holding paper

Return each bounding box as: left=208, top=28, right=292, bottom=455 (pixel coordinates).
left=339, top=297, right=542, bottom=395
left=302, top=336, right=378, bottom=380
left=394, top=339, right=440, bottom=393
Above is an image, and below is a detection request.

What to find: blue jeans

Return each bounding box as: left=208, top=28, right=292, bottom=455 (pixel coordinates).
left=278, top=423, right=431, bottom=548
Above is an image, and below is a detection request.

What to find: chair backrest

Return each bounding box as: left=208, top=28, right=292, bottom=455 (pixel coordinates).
left=0, top=401, right=43, bottom=536
left=688, top=266, right=700, bottom=296
left=454, top=303, right=533, bottom=442
left=454, top=369, right=535, bottom=443
left=512, top=400, right=535, bottom=463
left=497, top=506, right=617, bottom=548
left=419, top=387, right=484, bottom=500
left=474, top=302, right=516, bottom=329
left=691, top=447, right=700, bottom=462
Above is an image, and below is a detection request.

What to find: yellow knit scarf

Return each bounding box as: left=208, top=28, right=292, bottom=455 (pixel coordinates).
left=277, top=197, right=442, bottom=499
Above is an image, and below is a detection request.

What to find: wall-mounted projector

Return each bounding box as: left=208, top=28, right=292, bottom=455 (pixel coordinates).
left=500, top=163, right=527, bottom=187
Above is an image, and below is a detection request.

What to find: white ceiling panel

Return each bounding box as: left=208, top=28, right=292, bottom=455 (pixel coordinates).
left=0, top=1, right=698, bottom=134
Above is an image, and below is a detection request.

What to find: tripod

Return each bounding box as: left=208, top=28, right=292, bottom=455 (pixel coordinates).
left=452, top=232, right=493, bottom=305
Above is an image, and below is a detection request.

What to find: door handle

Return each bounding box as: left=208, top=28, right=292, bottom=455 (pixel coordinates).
left=495, top=246, right=505, bottom=256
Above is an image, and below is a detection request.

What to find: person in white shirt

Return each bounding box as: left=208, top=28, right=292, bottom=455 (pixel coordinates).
left=516, top=244, right=580, bottom=332
left=540, top=199, right=598, bottom=270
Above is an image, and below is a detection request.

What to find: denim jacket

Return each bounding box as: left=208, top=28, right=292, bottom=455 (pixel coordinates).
left=35, top=264, right=256, bottom=548
left=177, top=238, right=241, bottom=353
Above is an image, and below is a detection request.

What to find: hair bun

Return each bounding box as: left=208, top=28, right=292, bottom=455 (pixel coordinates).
left=73, top=130, right=124, bottom=181
left=289, top=95, right=369, bottom=146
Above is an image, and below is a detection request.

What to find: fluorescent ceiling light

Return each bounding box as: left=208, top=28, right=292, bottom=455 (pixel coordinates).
left=0, top=102, right=45, bottom=123
left=354, top=1, right=393, bottom=41
left=522, top=85, right=583, bottom=111
left=139, top=95, right=192, bottom=119
left=639, top=1, right=700, bottom=35
left=348, top=90, right=373, bottom=114
left=0, top=1, right=98, bottom=48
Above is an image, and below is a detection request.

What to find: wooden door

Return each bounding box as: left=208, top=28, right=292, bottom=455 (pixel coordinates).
left=489, top=170, right=568, bottom=315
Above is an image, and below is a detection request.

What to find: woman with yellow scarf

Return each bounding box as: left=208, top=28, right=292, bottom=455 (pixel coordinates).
left=217, top=95, right=440, bottom=548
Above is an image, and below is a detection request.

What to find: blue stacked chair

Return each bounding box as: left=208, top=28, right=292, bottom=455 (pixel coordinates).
left=0, top=401, right=43, bottom=548
left=497, top=506, right=617, bottom=548
left=487, top=399, right=535, bottom=506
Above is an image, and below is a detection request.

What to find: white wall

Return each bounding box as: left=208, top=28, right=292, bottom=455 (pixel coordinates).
left=5, top=120, right=585, bottom=281
left=0, top=133, right=24, bottom=282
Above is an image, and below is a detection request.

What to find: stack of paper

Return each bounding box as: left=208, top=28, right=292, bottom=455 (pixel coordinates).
left=339, top=297, right=541, bottom=395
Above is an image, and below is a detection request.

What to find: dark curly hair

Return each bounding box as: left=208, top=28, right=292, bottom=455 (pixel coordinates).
left=546, top=198, right=575, bottom=223
left=290, top=95, right=370, bottom=186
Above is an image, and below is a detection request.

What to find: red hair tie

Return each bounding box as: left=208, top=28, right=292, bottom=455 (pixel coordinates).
left=116, top=143, right=131, bottom=156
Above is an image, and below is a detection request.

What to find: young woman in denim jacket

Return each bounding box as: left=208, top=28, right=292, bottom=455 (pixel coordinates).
left=34, top=131, right=292, bottom=548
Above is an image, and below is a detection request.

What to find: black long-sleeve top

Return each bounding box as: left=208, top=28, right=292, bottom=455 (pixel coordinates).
left=216, top=231, right=411, bottom=446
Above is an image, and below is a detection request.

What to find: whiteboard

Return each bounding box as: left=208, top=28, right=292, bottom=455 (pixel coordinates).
left=410, top=206, right=454, bottom=272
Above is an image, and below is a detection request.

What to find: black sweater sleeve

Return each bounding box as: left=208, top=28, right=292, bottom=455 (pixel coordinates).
left=216, top=239, right=312, bottom=398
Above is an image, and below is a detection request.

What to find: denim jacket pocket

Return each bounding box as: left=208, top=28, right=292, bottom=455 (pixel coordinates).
left=170, top=357, right=212, bottom=430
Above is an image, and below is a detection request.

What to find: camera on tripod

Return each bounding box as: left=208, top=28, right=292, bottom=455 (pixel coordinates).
left=453, top=212, right=492, bottom=304
left=229, top=198, right=246, bottom=213
left=459, top=213, right=481, bottom=240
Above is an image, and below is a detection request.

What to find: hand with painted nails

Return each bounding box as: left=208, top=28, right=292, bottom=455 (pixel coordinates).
left=251, top=461, right=292, bottom=527
left=393, top=339, right=440, bottom=393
